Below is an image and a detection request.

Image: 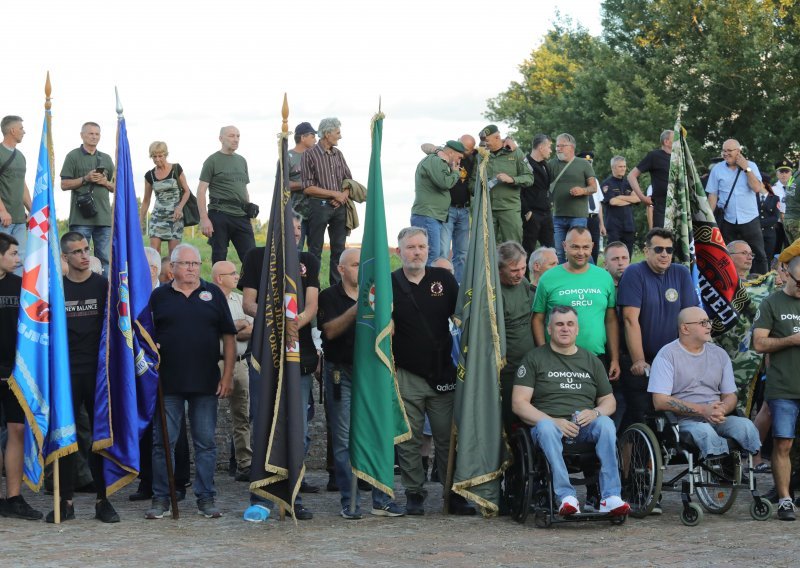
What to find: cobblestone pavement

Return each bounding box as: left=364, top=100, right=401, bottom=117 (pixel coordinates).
left=1, top=469, right=798, bottom=568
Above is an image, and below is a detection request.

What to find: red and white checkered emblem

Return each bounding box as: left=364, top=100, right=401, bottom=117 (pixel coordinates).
left=28, top=206, right=50, bottom=241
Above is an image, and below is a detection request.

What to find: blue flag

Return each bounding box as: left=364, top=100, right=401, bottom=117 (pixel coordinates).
left=92, top=115, right=160, bottom=496
left=9, top=111, right=78, bottom=490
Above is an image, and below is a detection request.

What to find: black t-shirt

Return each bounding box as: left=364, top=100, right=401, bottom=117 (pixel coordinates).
left=64, top=273, right=108, bottom=376
left=0, top=273, right=21, bottom=377
left=150, top=280, right=236, bottom=395
left=239, top=246, right=321, bottom=373
left=391, top=267, right=458, bottom=378
left=449, top=152, right=475, bottom=207
left=636, top=149, right=671, bottom=200
left=522, top=154, right=552, bottom=214
left=317, top=282, right=356, bottom=366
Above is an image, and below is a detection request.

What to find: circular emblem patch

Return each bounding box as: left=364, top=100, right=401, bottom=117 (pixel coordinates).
left=368, top=283, right=376, bottom=311
left=431, top=281, right=444, bottom=296
left=299, top=262, right=307, bottom=277
left=665, top=288, right=679, bottom=302
left=516, top=366, right=526, bottom=378
left=199, top=291, right=213, bottom=302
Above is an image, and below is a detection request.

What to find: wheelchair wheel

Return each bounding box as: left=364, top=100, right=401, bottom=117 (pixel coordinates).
left=507, top=429, right=534, bottom=523
left=749, top=498, right=773, bottom=521
left=533, top=509, right=552, bottom=528
left=680, top=502, right=704, bottom=526
left=696, top=454, right=739, bottom=514
left=619, top=423, right=663, bottom=519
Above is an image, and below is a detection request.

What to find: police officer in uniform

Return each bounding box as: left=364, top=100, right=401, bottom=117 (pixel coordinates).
left=601, top=156, right=639, bottom=256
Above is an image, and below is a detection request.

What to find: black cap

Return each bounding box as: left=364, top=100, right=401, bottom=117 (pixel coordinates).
left=775, top=158, right=794, bottom=171
left=295, top=122, right=317, bottom=136
left=580, top=151, right=594, bottom=162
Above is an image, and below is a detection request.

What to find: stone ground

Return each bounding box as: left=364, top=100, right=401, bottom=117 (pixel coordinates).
left=1, top=467, right=798, bottom=568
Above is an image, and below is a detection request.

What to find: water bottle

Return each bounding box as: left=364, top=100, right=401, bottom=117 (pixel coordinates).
left=565, top=410, right=580, bottom=445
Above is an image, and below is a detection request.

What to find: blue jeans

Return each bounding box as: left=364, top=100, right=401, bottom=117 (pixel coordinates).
left=324, top=362, right=392, bottom=513
left=152, top=394, right=218, bottom=502
left=70, top=224, right=111, bottom=277
left=678, top=417, right=761, bottom=458
left=552, top=216, right=588, bottom=264
left=440, top=206, right=469, bottom=283
left=409, top=214, right=443, bottom=266
left=0, top=223, right=26, bottom=276
left=767, top=399, right=800, bottom=439
left=531, top=416, right=621, bottom=501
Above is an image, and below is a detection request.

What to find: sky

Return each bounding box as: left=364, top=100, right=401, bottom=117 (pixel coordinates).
left=7, top=0, right=603, bottom=245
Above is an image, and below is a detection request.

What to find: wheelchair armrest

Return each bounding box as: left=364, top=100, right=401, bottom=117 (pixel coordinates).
left=647, top=410, right=679, bottom=429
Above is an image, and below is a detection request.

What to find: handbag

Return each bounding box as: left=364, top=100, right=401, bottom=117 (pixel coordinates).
left=713, top=169, right=742, bottom=226
left=168, top=165, right=199, bottom=227
left=76, top=189, right=98, bottom=218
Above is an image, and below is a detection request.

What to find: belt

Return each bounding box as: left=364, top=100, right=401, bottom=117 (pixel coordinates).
left=452, top=203, right=470, bottom=209
left=219, top=352, right=250, bottom=362
left=588, top=213, right=599, bottom=218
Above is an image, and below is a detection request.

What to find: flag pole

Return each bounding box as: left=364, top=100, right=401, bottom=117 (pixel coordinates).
left=278, top=92, right=289, bottom=522
left=45, top=72, right=63, bottom=525
left=443, top=424, right=456, bottom=514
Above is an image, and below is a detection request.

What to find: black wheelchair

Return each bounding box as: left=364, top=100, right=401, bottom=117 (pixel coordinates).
left=503, top=425, right=627, bottom=527
left=618, top=412, right=774, bottom=526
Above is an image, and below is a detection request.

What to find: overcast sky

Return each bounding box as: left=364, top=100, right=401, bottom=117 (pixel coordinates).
left=8, top=0, right=602, bottom=244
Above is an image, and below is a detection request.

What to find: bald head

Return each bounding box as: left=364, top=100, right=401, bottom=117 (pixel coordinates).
left=338, top=247, right=360, bottom=267
left=212, top=260, right=235, bottom=280
left=212, top=260, right=238, bottom=293
left=219, top=126, right=241, bottom=154
left=459, top=134, right=476, bottom=155
left=431, top=257, right=454, bottom=274
left=678, top=306, right=706, bottom=326
left=337, top=247, right=361, bottom=288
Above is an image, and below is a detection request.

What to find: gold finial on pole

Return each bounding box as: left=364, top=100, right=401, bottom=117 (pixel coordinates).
left=282, top=93, right=289, bottom=134
left=45, top=71, right=52, bottom=111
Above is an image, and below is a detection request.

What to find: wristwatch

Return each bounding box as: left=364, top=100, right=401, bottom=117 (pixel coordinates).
left=593, top=409, right=601, bottom=418
left=745, top=167, right=752, bottom=173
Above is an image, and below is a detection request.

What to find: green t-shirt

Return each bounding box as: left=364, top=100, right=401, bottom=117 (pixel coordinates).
left=411, top=154, right=459, bottom=222
left=0, top=145, right=27, bottom=223
left=514, top=344, right=611, bottom=420
left=548, top=157, right=595, bottom=218
left=60, top=147, right=115, bottom=227
left=485, top=147, right=534, bottom=212
left=501, top=279, right=535, bottom=370
left=753, top=290, right=800, bottom=400
left=532, top=264, right=616, bottom=355
left=199, top=151, right=250, bottom=217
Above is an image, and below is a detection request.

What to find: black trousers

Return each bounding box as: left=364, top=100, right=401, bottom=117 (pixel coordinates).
left=652, top=196, right=666, bottom=229
left=587, top=214, right=601, bottom=263
left=762, top=227, right=777, bottom=266
left=521, top=210, right=555, bottom=260
left=720, top=217, right=768, bottom=274
left=306, top=198, right=347, bottom=285
left=208, top=210, right=256, bottom=265
left=606, top=225, right=635, bottom=257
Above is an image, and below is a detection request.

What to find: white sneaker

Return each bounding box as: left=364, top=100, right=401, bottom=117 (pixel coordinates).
left=559, top=495, right=580, bottom=516
left=600, top=495, right=631, bottom=516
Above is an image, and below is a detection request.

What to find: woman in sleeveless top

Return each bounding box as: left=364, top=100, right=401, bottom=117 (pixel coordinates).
left=139, top=141, right=191, bottom=255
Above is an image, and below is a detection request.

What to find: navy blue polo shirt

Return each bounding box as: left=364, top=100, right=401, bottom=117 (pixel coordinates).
left=601, top=175, right=635, bottom=232
left=150, top=279, right=237, bottom=395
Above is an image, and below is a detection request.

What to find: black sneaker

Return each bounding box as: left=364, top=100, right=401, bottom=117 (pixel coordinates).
left=448, top=493, right=476, bottom=516
left=406, top=492, right=425, bottom=516
left=777, top=498, right=796, bottom=521
left=129, top=489, right=153, bottom=502
left=290, top=504, right=313, bottom=520
left=326, top=474, right=339, bottom=492
left=95, top=499, right=120, bottom=523
left=235, top=468, right=251, bottom=482
left=45, top=501, right=75, bottom=523
left=3, top=495, right=43, bottom=521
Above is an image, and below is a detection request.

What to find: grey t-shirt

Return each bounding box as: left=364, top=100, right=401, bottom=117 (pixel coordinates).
left=648, top=339, right=735, bottom=420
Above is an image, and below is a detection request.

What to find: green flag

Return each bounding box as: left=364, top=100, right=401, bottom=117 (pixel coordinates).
left=350, top=113, right=411, bottom=495
left=451, top=148, right=509, bottom=516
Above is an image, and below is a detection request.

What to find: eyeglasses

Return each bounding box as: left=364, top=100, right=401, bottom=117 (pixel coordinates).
left=684, top=319, right=713, bottom=327
left=721, top=148, right=739, bottom=154
left=731, top=251, right=754, bottom=257
left=173, top=261, right=201, bottom=268
left=555, top=144, right=573, bottom=149
left=66, top=246, right=91, bottom=256
left=785, top=269, right=800, bottom=286
left=221, top=271, right=238, bottom=277
left=650, top=246, right=674, bottom=255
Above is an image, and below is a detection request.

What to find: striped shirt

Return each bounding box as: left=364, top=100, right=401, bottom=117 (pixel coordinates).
left=301, top=142, right=352, bottom=192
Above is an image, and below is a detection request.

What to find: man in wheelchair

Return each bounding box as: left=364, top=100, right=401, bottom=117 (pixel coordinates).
left=647, top=306, right=761, bottom=459
left=512, top=305, right=630, bottom=517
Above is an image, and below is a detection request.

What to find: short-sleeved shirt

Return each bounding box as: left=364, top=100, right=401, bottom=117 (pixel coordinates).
left=60, top=146, right=115, bottom=227
left=288, top=149, right=311, bottom=220
left=318, top=281, right=356, bottom=366
left=221, top=291, right=252, bottom=357
left=391, top=267, right=458, bottom=378
left=199, top=151, right=250, bottom=217
left=0, top=145, right=27, bottom=224
left=635, top=149, right=671, bottom=200
left=515, top=344, right=611, bottom=420
left=532, top=264, right=616, bottom=356
left=617, top=261, right=700, bottom=361
left=753, top=290, right=800, bottom=400
left=411, top=154, right=460, bottom=222
left=548, top=157, right=596, bottom=218
left=63, top=273, right=108, bottom=375
left=501, top=279, right=535, bottom=371
left=0, top=273, right=21, bottom=377
left=601, top=175, right=635, bottom=232
left=150, top=279, right=236, bottom=395
left=705, top=160, right=762, bottom=224
left=239, top=246, right=321, bottom=373
left=648, top=339, right=735, bottom=421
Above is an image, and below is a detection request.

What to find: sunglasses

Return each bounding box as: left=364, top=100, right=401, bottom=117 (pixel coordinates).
left=650, top=246, right=674, bottom=255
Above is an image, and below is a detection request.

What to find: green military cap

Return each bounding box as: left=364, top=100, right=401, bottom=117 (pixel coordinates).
left=479, top=124, right=499, bottom=139
left=445, top=140, right=467, bottom=154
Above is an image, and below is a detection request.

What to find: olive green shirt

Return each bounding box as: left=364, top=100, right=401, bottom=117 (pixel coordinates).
left=485, top=147, right=534, bottom=212
left=501, top=278, right=535, bottom=371
left=753, top=290, right=800, bottom=400
left=60, top=146, right=115, bottom=227
left=548, top=157, right=596, bottom=218
left=199, top=151, right=250, bottom=217
left=0, top=145, right=27, bottom=223
left=411, top=154, right=460, bottom=222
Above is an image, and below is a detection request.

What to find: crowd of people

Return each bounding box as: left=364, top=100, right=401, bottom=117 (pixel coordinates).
left=2, top=113, right=800, bottom=526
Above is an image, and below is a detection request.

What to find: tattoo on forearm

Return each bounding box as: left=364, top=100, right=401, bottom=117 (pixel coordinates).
left=667, top=399, right=699, bottom=415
